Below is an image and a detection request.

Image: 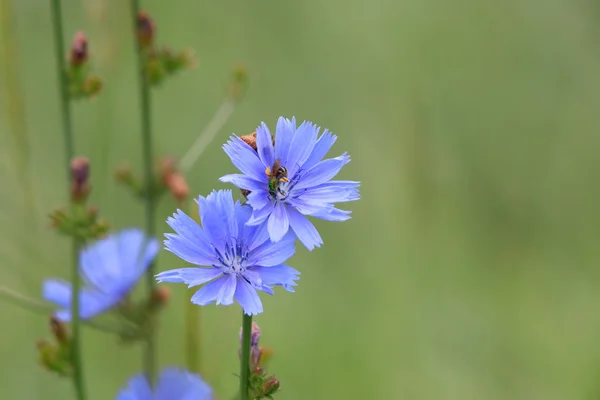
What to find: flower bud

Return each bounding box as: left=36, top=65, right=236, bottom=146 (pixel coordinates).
left=137, top=10, right=155, bottom=48
left=50, top=316, right=70, bottom=344
left=166, top=172, right=189, bottom=204
left=71, top=156, right=90, bottom=203
left=70, top=31, right=88, bottom=66
left=240, top=132, right=257, bottom=151
left=239, top=321, right=261, bottom=347
left=260, top=377, right=280, bottom=397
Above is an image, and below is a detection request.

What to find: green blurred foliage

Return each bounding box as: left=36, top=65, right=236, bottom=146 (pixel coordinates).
left=2, top=0, right=600, bottom=398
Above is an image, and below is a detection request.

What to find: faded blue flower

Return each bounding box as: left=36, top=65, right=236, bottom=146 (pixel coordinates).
left=156, top=190, right=299, bottom=316
left=220, top=117, right=360, bottom=250
left=116, top=367, right=213, bottom=400
left=43, top=229, right=159, bottom=322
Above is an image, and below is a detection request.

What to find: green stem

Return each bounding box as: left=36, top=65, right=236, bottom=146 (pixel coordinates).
left=50, top=1, right=85, bottom=399
left=239, top=313, right=252, bottom=400
left=129, top=0, right=157, bottom=383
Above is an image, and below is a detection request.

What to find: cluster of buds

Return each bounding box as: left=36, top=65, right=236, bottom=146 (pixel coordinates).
left=239, top=322, right=280, bottom=399
left=36, top=316, right=72, bottom=376
left=67, top=32, right=102, bottom=99
left=49, top=157, right=109, bottom=240
left=115, top=157, right=189, bottom=206
left=136, top=11, right=195, bottom=86
left=115, top=287, right=171, bottom=343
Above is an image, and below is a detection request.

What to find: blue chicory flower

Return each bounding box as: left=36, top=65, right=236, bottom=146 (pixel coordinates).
left=220, top=117, right=360, bottom=250
left=116, top=367, right=213, bottom=400
left=156, top=189, right=299, bottom=316
left=43, top=229, right=159, bottom=321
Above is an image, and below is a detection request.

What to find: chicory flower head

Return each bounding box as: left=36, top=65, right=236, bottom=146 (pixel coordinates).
left=220, top=117, right=360, bottom=250
left=116, top=367, right=213, bottom=400
left=157, top=190, right=299, bottom=316
left=43, top=229, right=159, bottom=321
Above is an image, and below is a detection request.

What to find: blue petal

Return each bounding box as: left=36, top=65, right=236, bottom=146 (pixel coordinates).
left=294, top=185, right=359, bottom=207
left=165, top=210, right=215, bottom=266
left=302, top=129, right=337, bottom=170
left=80, top=229, right=159, bottom=292
left=246, top=189, right=271, bottom=210
left=43, top=279, right=70, bottom=308
left=287, top=197, right=327, bottom=215
left=45, top=281, right=120, bottom=322
left=247, top=202, right=274, bottom=226
left=115, top=373, right=151, bottom=400
left=219, top=174, right=265, bottom=191
left=197, top=191, right=235, bottom=254
left=235, top=202, right=270, bottom=251
left=190, top=275, right=228, bottom=306
left=293, top=153, right=350, bottom=191
left=248, top=231, right=296, bottom=267
left=153, top=368, right=213, bottom=400
left=223, top=137, right=266, bottom=180
left=216, top=274, right=237, bottom=305
left=274, top=117, right=296, bottom=165
left=234, top=278, right=263, bottom=315
left=287, top=208, right=323, bottom=251
left=267, top=202, right=290, bottom=242
left=256, top=122, right=275, bottom=168
left=156, top=267, right=223, bottom=288
left=251, top=264, right=300, bottom=292
left=286, top=121, right=319, bottom=177
left=310, top=207, right=352, bottom=221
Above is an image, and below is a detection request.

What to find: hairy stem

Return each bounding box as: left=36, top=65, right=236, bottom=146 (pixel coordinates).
left=129, top=0, right=157, bottom=383
left=50, top=1, right=85, bottom=399
left=239, top=313, right=252, bottom=400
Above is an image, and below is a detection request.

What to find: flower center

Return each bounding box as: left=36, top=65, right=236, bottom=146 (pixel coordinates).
left=214, top=241, right=249, bottom=275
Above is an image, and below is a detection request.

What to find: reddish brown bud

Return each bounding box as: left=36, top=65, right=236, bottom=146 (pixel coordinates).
left=150, top=286, right=170, bottom=309
left=158, top=157, right=177, bottom=180
left=240, top=132, right=257, bottom=150
left=50, top=316, right=70, bottom=344
left=137, top=10, right=155, bottom=47
left=166, top=172, right=189, bottom=204
left=70, top=31, right=88, bottom=66
left=71, top=157, right=90, bottom=202
left=261, top=377, right=280, bottom=396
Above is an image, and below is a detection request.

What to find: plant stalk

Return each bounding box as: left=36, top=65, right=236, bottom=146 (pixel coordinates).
left=50, top=0, right=85, bottom=399
left=129, top=0, right=157, bottom=383
left=239, top=313, right=252, bottom=400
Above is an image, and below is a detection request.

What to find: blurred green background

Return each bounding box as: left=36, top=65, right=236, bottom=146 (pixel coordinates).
left=2, top=0, right=600, bottom=398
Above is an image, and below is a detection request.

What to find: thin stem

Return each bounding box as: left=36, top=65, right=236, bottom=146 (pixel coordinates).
left=239, top=313, right=252, bottom=400
left=180, top=99, right=235, bottom=173
left=129, top=0, right=157, bottom=382
left=50, top=1, right=85, bottom=399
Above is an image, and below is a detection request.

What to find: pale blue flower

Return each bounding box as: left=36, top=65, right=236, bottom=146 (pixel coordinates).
left=157, top=190, right=299, bottom=316
left=220, top=117, right=360, bottom=250
left=116, top=367, right=212, bottom=400
left=43, top=229, right=159, bottom=321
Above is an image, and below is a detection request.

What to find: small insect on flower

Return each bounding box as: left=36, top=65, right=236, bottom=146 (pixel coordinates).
left=43, top=229, right=159, bottom=321
left=221, top=117, right=360, bottom=250
left=156, top=190, right=300, bottom=316
left=265, top=158, right=289, bottom=198
left=116, top=367, right=213, bottom=400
